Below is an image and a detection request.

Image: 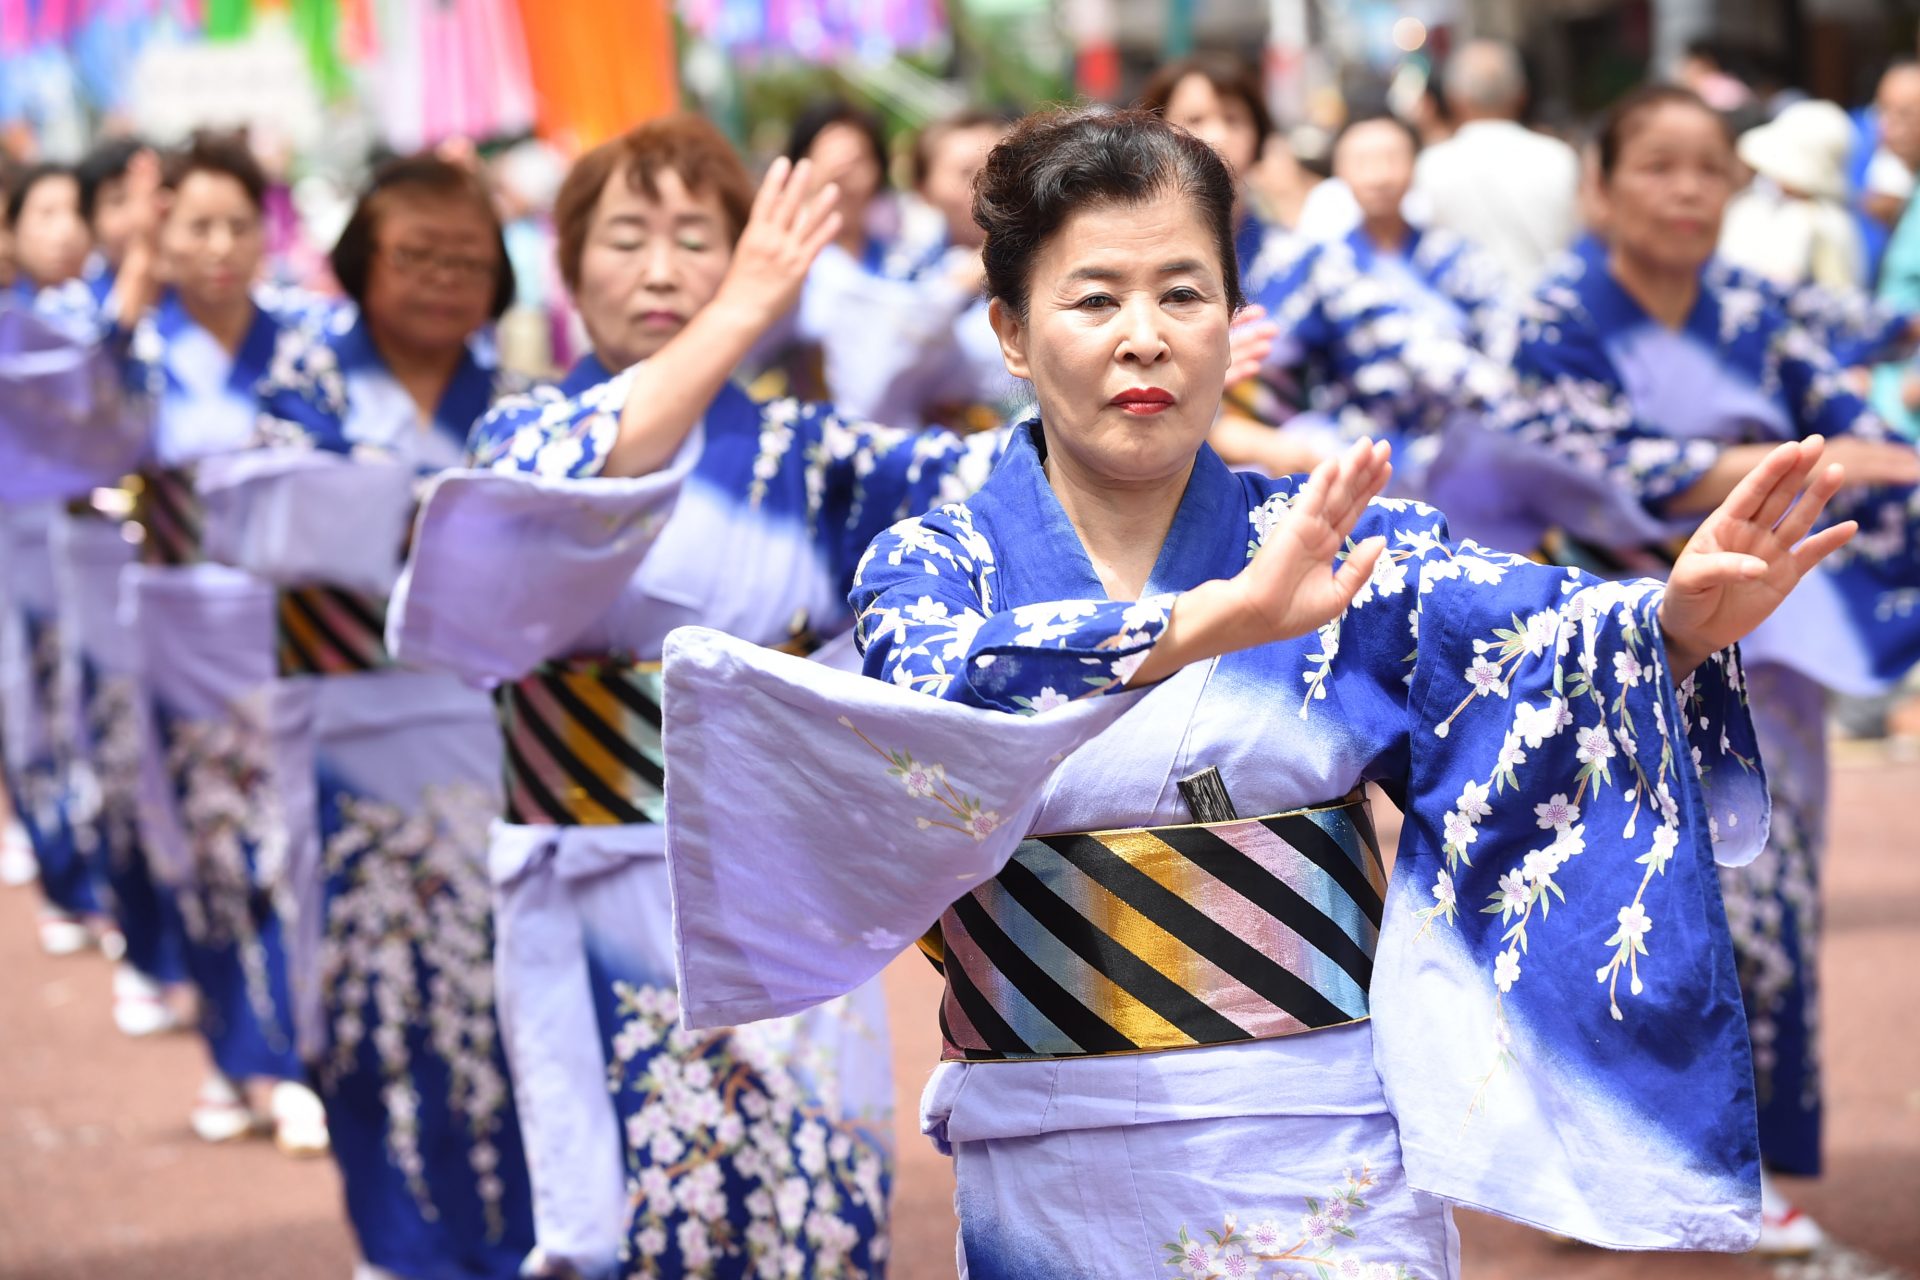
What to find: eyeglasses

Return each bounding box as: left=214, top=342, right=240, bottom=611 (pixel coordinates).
left=380, top=240, right=497, bottom=285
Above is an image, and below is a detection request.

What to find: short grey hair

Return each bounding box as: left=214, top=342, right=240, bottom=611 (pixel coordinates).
left=1444, top=40, right=1528, bottom=113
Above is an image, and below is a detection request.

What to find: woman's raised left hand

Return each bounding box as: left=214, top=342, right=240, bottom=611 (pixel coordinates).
left=1660, top=436, right=1857, bottom=678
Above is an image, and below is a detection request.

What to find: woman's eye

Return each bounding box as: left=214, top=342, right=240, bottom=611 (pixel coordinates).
left=609, top=240, right=643, bottom=252
left=676, top=238, right=710, bottom=252
left=1074, top=293, right=1116, bottom=311
left=1164, top=287, right=1205, bottom=305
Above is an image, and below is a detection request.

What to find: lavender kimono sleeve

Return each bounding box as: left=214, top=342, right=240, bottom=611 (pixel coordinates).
left=195, top=449, right=416, bottom=595
left=1372, top=549, right=1771, bottom=1250
left=386, top=447, right=699, bottom=682
left=661, top=627, right=1135, bottom=1030
left=0, top=296, right=149, bottom=500
left=850, top=503, right=1175, bottom=712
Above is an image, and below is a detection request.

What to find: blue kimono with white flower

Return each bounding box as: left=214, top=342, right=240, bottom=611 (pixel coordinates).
left=214, top=306, right=537, bottom=1278
left=1439, top=250, right=1920, bottom=1178
left=386, top=354, right=999, bottom=1279
left=1342, top=224, right=1514, bottom=352
left=660, top=420, right=1773, bottom=1273
left=1236, top=228, right=1508, bottom=489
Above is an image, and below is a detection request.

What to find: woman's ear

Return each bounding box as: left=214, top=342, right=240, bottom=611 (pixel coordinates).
left=988, top=296, right=1031, bottom=382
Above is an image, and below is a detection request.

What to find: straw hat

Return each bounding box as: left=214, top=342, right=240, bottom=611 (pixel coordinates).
left=1737, top=100, right=1856, bottom=201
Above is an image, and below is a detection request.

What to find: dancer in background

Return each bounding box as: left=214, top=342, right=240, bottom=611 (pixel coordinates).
left=390, top=116, right=1013, bottom=1278
left=1442, top=86, right=1920, bottom=1253
left=216, top=153, right=537, bottom=1280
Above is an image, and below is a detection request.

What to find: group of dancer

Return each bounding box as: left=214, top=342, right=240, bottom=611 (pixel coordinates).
left=2, top=45, right=1919, bottom=1280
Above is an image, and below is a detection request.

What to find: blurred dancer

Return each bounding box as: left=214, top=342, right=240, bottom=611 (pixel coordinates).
left=221, top=153, right=538, bottom=1280
left=1435, top=87, right=1920, bottom=1253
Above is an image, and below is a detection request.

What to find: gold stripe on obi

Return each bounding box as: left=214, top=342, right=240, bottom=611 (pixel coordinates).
left=922, top=791, right=1386, bottom=1063
left=494, top=633, right=815, bottom=829
left=128, top=466, right=205, bottom=567
left=275, top=587, right=395, bottom=677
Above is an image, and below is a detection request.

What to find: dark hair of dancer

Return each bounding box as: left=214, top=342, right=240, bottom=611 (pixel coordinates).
left=972, top=106, right=1245, bottom=321
left=330, top=153, right=516, bottom=319
left=1138, top=53, right=1276, bottom=151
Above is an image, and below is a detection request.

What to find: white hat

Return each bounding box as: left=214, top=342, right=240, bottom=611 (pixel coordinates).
left=1737, top=100, right=1856, bottom=202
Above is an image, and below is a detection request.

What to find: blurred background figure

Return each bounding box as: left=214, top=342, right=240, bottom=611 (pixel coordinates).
left=1412, top=39, right=1581, bottom=286
left=1721, top=99, right=1865, bottom=290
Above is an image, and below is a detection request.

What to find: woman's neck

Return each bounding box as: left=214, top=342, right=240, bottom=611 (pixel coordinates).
left=1043, top=438, right=1191, bottom=601
left=181, top=293, right=254, bottom=355
left=367, top=322, right=464, bottom=422
left=1362, top=213, right=1411, bottom=255
left=1607, top=245, right=1700, bottom=330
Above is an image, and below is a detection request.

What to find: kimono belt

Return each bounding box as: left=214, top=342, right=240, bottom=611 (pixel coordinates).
left=275, top=586, right=394, bottom=677
left=129, top=466, right=204, bottom=566
left=919, top=791, right=1387, bottom=1063
left=494, top=636, right=816, bottom=829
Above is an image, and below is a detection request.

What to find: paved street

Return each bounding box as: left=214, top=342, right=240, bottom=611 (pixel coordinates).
left=3, top=746, right=1916, bottom=1278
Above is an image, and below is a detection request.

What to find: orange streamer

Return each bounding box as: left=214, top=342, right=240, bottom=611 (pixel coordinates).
left=515, top=0, right=679, bottom=153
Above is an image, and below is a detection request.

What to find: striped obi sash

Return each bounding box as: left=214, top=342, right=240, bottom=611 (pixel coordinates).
left=276, top=587, right=394, bottom=677
left=495, top=656, right=667, bottom=827
left=921, top=792, right=1386, bottom=1062
left=496, top=631, right=819, bottom=828
left=130, top=466, right=204, bottom=566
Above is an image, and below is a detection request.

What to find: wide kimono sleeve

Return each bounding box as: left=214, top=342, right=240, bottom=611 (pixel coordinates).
left=0, top=289, right=149, bottom=500
left=195, top=449, right=416, bottom=595
left=385, top=447, right=700, bottom=682
left=1372, top=538, right=1772, bottom=1250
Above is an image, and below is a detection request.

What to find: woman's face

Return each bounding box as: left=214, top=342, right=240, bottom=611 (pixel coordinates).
left=920, top=124, right=1002, bottom=249
left=990, top=188, right=1231, bottom=490
left=1334, top=120, right=1416, bottom=225
left=362, top=195, right=501, bottom=355
left=1162, top=74, right=1260, bottom=181
left=1601, top=103, right=1736, bottom=274
left=13, top=174, right=89, bottom=287
left=806, top=121, right=883, bottom=239
left=161, top=171, right=264, bottom=313
left=575, top=164, right=734, bottom=370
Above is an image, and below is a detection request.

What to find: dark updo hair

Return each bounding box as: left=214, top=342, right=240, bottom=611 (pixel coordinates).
left=77, top=137, right=145, bottom=223
left=1596, top=84, right=1733, bottom=180
left=786, top=98, right=890, bottom=189
left=5, top=162, right=77, bottom=228
left=973, top=107, right=1245, bottom=321
left=329, top=153, right=515, bottom=320
left=161, top=131, right=268, bottom=211
left=1138, top=54, right=1275, bottom=151
left=1333, top=112, right=1423, bottom=161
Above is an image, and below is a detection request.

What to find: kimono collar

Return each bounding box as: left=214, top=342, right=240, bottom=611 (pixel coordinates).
left=333, top=308, right=501, bottom=443
left=1344, top=223, right=1424, bottom=269
left=1575, top=250, right=1726, bottom=345
left=153, top=289, right=283, bottom=393
left=972, top=419, right=1250, bottom=606
left=561, top=350, right=616, bottom=397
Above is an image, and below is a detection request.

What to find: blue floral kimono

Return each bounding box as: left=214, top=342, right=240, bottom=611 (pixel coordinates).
left=1342, top=224, right=1514, bottom=352
left=117, top=290, right=329, bottom=1087
left=1235, top=228, right=1507, bottom=489
left=659, top=421, right=1773, bottom=1275
left=213, top=307, right=536, bottom=1278
left=0, top=281, right=142, bottom=926
left=384, top=353, right=1000, bottom=1279
left=1437, top=251, right=1920, bottom=1178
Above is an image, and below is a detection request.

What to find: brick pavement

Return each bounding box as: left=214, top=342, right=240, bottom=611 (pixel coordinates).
left=1, top=750, right=1915, bottom=1278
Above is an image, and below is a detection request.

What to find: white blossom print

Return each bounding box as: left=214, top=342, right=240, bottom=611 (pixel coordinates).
left=1163, top=1166, right=1418, bottom=1279
left=1403, top=573, right=1759, bottom=1113
left=162, top=689, right=291, bottom=1044
left=316, top=781, right=516, bottom=1238
left=606, top=981, right=890, bottom=1279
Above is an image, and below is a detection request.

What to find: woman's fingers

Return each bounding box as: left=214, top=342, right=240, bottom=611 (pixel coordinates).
left=1771, top=461, right=1845, bottom=548
left=1789, top=520, right=1858, bottom=576
left=1718, top=437, right=1816, bottom=527
left=1677, top=550, right=1770, bottom=589
left=1752, top=437, right=1824, bottom=533
left=749, top=156, right=791, bottom=227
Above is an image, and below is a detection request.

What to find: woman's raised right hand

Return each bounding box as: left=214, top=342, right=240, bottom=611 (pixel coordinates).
left=712, top=157, right=843, bottom=330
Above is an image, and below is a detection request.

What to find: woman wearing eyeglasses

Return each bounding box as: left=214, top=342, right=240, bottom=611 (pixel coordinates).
left=198, top=154, right=537, bottom=1280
